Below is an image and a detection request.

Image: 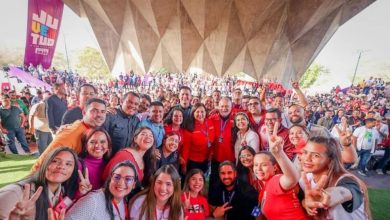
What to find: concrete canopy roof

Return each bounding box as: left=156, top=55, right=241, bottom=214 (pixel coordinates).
left=64, top=0, right=375, bottom=84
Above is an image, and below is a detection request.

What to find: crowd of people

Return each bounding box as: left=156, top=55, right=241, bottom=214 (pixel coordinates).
left=0, top=67, right=389, bottom=220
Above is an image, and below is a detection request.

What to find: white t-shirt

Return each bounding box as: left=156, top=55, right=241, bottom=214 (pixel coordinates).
left=130, top=195, right=184, bottom=220
left=353, top=126, right=380, bottom=152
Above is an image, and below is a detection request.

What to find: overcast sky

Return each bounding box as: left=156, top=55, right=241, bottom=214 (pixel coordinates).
left=0, top=0, right=389, bottom=89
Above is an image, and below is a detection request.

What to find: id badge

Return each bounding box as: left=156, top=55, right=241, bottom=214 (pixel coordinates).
left=208, top=141, right=212, bottom=148
left=251, top=205, right=261, bottom=217
left=218, top=136, right=223, bottom=143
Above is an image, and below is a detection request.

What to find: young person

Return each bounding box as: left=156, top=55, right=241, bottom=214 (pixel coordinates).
left=0, top=147, right=79, bottom=220
left=253, top=129, right=308, bottom=219
left=301, top=136, right=371, bottom=220
left=156, top=132, right=180, bottom=170
left=181, top=169, right=209, bottom=219
left=65, top=161, right=138, bottom=220
left=129, top=164, right=184, bottom=220
left=103, top=127, right=156, bottom=187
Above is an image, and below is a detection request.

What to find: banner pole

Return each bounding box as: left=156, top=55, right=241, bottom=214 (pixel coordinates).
left=63, top=33, right=71, bottom=71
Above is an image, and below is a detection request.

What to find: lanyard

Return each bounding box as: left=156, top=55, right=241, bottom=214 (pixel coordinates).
left=222, top=190, right=235, bottom=204
left=155, top=205, right=167, bottom=220
left=200, top=121, right=212, bottom=148
left=219, top=119, right=229, bottom=141
left=49, top=191, right=64, bottom=220
left=112, top=199, right=129, bottom=220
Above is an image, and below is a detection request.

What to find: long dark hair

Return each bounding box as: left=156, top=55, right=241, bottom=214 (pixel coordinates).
left=80, top=127, right=112, bottom=162
left=182, top=169, right=207, bottom=197
left=164, top=106, right=184, bottom=125
left=231, top=112, right=253, bottom=146
left=186, top=103, right=207, bottom=131
left=130, top=126, right=157, bottom=187
left=103, top=161, right=138, bottom=220
left=18, top=147, right=79, bottom=220
left=236, top=146, right=257, bottom=193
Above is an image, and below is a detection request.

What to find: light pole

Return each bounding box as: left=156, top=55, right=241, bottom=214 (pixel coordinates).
left=351, top=50, right=368, bottom=86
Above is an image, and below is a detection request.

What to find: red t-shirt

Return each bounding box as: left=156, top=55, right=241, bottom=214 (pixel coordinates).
left=181, top=193, right=209, bottom=220
left=261, top=175, right=308, bottom=220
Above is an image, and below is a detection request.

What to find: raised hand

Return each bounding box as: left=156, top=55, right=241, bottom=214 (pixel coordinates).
left=183, top=192, right=191, bottom=210
left=291, top=80, right=300, bottom=90
left=302, top=173, right=329, bottom=215
left=213, top=202, right=233, bottom=218
left=268, top=121, right=283, bottom=154
left=48, top=208, right=65, bottom=220
left=78, top=168, right=92, bottom=195
left=9, top=184, right=43, bottom=220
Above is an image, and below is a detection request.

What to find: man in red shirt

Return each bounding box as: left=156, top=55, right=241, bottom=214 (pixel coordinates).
left=259, top=108, right=295, bottom=160
left=209, top=97, right=236, bottom=189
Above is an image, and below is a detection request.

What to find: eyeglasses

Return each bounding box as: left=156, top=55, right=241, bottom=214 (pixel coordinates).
left=239, top=154, right=253, bottom=159
left=248, top=102, right=259, bottom=106
left=265, top=118, right=278, bottom=122
left=112, top=173, right=135, bottom=185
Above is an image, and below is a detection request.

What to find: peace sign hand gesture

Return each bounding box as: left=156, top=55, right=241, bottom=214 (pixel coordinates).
left=268, top=121, right=284, bottom=155
left=183, top=192, right=192, bottom=210
left=213, top=202, right=233, bottom=218
left=9, top=184, right=43, bottom=220
left=78, top=168, right=92, bottom=195
left=302, top=173, right=330, bottom=216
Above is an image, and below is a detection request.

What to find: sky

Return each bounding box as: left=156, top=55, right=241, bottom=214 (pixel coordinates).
left=0, top=0, right=389, bottom=90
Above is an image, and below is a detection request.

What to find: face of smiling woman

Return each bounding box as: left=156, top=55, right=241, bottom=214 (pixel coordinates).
left=109, top=166, right=136, bottom=203
left=86, top=131, right=109, bottom=159
left=154, top=172, right=174, bottom=206
left=45, top=151, right=75, bottom=185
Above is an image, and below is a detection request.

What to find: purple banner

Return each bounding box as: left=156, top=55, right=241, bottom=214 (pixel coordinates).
left=24, top=0, right=64, bottom=69
left=8, top=67, right=52, bottom=90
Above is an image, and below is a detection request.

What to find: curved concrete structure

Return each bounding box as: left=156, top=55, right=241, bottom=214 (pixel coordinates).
left=65, top=0, right=375, bottom=84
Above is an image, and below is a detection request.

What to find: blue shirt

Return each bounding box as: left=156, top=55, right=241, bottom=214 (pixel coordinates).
left=137, top=118, right=165, bottom=147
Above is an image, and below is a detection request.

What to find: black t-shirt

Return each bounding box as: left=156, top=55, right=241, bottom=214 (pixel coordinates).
left=61, top=106, right=83, bottom=125
left=208, top=180, right=258, bottom=220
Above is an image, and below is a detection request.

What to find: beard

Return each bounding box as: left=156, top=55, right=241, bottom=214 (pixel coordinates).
left=290, top=116, right=304, bottom=124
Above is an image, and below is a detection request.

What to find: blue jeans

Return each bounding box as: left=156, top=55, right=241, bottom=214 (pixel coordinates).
left=357, top=149, right=372, bottom=172
left=5, top=127, right=30, bottom=154
left=35, top=130, right=53, bottom=155
left=377, top=147, right=390, bottom=172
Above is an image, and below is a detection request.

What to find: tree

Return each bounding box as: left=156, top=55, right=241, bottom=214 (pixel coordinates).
left=75, top=47, right=111, bottom=80
left=299, top=63, right=328, bottom=89
left=52, top=52, right=68, bottom=70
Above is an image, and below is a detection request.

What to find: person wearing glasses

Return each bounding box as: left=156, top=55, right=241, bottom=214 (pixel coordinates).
left=247, top=96, right=265, bottom=132
left=65, top=161, right=138, bottom=220
left=259, top=108, right=295, bottom=160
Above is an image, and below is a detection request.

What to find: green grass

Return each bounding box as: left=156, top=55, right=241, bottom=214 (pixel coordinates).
left=0, top=154, right=36, bottom=188
left=368, top=188, right=390, bottom=220
left=0, top=154, right=389, bottom=219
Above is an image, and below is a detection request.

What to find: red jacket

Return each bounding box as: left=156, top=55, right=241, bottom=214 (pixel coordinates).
left=209, top=113, right=236, bottom=163
left=182, top=119, right=215, bottom=163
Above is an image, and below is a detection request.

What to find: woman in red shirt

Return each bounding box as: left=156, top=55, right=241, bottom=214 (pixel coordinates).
left=182, top=103, right=215, bottom=174
left=253, top=134, right=308, bottom=220
left=103, top=127, right=157, bottom=187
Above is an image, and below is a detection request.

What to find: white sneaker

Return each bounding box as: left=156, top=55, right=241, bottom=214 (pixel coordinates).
left=376, top=169, right=384, bottom=175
